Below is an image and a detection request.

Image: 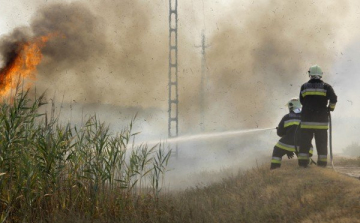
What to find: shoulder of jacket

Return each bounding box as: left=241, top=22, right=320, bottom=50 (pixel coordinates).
left=288, top=112, right=301, bottom=118
left=283, top=114, right=290, bottom=119
left=323, top=82, right=333, bottom=88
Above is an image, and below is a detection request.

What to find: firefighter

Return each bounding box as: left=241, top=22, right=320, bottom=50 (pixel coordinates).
left=270, top=98, right=302, bottom=169
left=298, top=65, right=337, bottom=167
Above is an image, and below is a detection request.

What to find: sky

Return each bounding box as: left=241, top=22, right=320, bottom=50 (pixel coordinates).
left=1, top=0, right=360, bottom=152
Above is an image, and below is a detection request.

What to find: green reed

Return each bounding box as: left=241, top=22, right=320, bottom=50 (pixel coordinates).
left=0, top=90, right=171, bottom=222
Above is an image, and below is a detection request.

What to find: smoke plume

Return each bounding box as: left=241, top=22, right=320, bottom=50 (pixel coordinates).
left=0, top=0, right=359, bottom=189
left=0, top=0, right=354, bottom=134
left=0, top=28, right=31, bottom=73
left=205, top=0, right=349, bottom=130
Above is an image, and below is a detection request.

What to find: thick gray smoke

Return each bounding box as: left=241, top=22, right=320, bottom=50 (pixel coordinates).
left=32, top=3, right=106, bottom=71
left=0, top=0, right=170, bottom=107
left=0, top=28, right=31, bottom=74
left=30, top=3, right=108, bottom=101
left=0, top=0, right=358, bottom=189
left=0, top=0, right=351, bottom=133
left=206, top=0, right=349, bottom=130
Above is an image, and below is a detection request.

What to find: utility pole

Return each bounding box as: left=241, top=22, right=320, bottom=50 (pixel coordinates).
left=168, top=0, right=179, bottom=157
left=196, top=30, right=210, bottom=132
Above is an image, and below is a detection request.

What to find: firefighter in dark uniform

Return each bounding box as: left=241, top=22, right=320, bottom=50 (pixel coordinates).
left=298, top=65, right=337, bottom=167
left=271, top=98, right=311, bottom=169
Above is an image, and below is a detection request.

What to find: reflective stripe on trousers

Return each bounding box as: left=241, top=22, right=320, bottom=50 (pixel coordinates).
left=298, top=153, right=309, bottom=160
left=318, top=155, right=327, bottom=162
left=309, top=146, right=314, bottom=155
left=271, top=157, right=282, bottom=164
left=275, top=142, right=296, bottom=152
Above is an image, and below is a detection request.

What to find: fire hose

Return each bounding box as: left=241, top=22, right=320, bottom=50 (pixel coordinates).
left=329, top=112, right=334, bottom=169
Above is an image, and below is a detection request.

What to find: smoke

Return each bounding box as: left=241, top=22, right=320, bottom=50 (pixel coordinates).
left=31, top=2, right=108, bottom=101
left=0, top=0, right=351, bottom=131
left=0, top=0, right=358, bottom=189
left=0, top=0, right=169, bottom=106
left=0, top=0, right=355, bottom=141
left=205, top=0, right=350, bottom=130
left=0, top=0, right=356, bottom=129
left=31, top=1, right=161, bottom=104
left=0, top=28, right=31, bottom=73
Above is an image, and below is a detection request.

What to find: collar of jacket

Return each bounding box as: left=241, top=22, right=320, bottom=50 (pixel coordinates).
left=308, top=79, right=324, bottom=83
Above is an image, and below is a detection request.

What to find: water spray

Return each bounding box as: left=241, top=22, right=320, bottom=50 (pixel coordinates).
left=135, top=127, right=275, bottom=147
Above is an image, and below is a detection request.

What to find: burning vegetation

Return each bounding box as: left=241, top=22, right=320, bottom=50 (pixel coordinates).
left=0, top=33, right=60, bottom=97
left=0, top=2, right=108, bottom=102
left=0, top=0, right=359, bottom=222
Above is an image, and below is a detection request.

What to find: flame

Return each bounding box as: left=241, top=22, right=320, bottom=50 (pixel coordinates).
left=0, top=33, right=59, bottom=97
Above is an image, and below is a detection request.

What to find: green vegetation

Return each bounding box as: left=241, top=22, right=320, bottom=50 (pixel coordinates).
left=0, top=90, right=171, bottom=222
left=1, top=90, right=360, bottom=222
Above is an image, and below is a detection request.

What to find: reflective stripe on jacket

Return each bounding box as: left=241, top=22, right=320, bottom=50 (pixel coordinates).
left=299, top=79, right=337, bottom=125
left=276, top=112, right=301, bottom=150
left=300, top=122, right=328, bottom=130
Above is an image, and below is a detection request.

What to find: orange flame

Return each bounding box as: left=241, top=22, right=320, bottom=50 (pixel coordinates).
left=0, top=33, right=59, bottom=97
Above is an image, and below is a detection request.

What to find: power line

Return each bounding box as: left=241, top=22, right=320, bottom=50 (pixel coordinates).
left=195, top=30, right=210, bottom=132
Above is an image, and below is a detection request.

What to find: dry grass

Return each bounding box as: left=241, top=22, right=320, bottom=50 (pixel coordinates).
left=334, top=156, right=360, bottom=167
left=2, top=90, right=360, bottom=222
left=57, top=160, right=360, bottom=222
left=153, top=160, right=360, bottom=223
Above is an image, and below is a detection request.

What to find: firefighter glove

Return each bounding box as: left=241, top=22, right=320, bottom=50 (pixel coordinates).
left=287, top=152, right=295, bottom=159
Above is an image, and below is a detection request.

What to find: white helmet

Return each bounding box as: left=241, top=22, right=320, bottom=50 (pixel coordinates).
left=308, top=65, right=323, bottom=79
left=286, top=98, right=302, bottom=113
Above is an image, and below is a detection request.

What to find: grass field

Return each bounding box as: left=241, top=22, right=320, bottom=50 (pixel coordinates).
left=51, top=160, right=360, bottom=223
left=1, top=90, right=360, bottom=222
left=335, top=156, right=360, bottom=167
left=153, top=160, right=360, bottom=223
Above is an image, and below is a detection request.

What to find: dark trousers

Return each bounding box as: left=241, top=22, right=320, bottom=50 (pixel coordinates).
left=299, top=129, right=328, bottom=167
left=270, top=146, right=288, bottom=169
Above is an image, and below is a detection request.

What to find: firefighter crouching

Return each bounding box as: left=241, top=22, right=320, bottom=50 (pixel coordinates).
left=298, top=65, right=337, bottom=168
left=271, top=98, right=304, bottom=169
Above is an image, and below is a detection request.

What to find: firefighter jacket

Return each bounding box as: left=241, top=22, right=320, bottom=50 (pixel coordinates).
left=275, top=112, right=301, bottom=152
left=299, top=79, right=337, bottom=129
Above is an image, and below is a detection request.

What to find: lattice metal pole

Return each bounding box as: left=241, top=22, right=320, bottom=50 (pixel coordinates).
left=168, top=0, right=179, bottom=157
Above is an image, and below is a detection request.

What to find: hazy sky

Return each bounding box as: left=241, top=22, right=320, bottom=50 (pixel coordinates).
left=1, top=0, right=360, bottom=151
